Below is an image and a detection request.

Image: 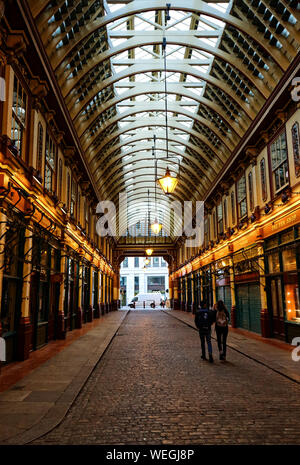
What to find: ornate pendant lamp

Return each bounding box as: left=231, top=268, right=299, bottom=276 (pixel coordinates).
left=146, top=248, right=153, bottom=256
left=151, top=219, right=162, bottom=235
left=157, top=166, right=178, bottom=194
left=157, top=35, right=178, bottom=195
left=150, top=140, right=162, bottom=235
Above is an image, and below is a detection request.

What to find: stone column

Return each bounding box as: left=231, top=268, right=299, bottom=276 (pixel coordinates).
left=112, top=271, right=120, bottom=311
left=258, top=243, right=270, bottom=337
left=173, top=277, right=180, bottom=310
left=56, top=249, right=66, bottom=339
left=212, top=263, right=217, bottom=307
left=17, top=225, right=33, bottom=361
left=168, top=275, right=173, bottom=309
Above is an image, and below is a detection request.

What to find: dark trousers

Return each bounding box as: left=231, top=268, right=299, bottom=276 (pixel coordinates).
left=216, top=326, right=228, bottom=356
left=199, top=330, right=212, bottom=356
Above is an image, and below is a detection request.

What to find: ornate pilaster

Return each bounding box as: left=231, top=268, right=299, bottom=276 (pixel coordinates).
left=17, top=225, right=33, bottom=361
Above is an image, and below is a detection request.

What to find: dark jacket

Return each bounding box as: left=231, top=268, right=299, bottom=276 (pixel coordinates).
left=194, top=307, right=216, bottom=334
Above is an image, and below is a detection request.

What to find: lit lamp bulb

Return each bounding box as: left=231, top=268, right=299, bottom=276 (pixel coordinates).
left=151, top=218, right=162, bottom=235
left=144, top=258, right=150, bottom=265
left=157, top=167, right=178, bottom=194
left=146, top=248, right=153, bottom=256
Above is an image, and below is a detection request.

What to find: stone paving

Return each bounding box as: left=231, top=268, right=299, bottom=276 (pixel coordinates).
left=32, top=310, right=300, bottom=445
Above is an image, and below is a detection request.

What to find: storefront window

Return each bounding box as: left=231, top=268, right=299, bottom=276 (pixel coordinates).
left=268, top=253, right=280, bottom=274
left=280, top=229, right=294, bottom=245
left=282, top=248, right=297, bottom=272
left=285, top=280, right=300, bottom=323
left=265, top=228, right=300, bottom=326
left=265, top=236, right=278, bottom=250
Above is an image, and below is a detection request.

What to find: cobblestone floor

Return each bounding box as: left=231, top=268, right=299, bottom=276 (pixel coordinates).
left=32, top=311, right=300, bottom=445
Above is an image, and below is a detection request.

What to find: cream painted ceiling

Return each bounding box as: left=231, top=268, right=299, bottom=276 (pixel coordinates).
left=28, top=0, right=300, bottom=238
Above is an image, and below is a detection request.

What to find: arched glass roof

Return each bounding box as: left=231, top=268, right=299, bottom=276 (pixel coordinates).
left=28, top=0, right=300, bottom=239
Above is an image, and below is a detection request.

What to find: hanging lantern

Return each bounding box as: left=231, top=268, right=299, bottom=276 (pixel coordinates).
left=157, top=167, right=178, bottom=194
left=146, top=248, right=153, bottom=256
left=150, top=218, right=162, bottom=235
left=144, top=257, right=150, bottom=265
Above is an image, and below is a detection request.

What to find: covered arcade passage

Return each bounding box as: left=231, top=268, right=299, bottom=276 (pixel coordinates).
left=0, top=0, right=300, bottom=448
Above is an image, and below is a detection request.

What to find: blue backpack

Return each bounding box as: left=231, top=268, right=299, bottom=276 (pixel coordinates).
left=195, top=308, right=210, bottom=330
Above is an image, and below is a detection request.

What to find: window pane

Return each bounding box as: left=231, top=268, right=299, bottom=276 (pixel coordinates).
left=282, top=249, right=297, bottom=271
left=153, top=257, right=159, bottom=267
left=285, top=280, right=300, bottom=323
left=292, top=122, right=300, bottom=177
left=240, top=199, right=247, bottom=218
left=268, top=253, right=280, bottom=273
left=260, top=158, right=267, bottom=201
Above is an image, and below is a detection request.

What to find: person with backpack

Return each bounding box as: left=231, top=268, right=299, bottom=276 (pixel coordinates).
left=194, top=300, right=216, bottom=363
left=215, top=300, right=230, bottom=360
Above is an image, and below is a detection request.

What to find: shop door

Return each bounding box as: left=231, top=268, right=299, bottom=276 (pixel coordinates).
left=30, top=273, right=49, bottom=350
left=269, top=277, right=285, bottom=339
left=1, top=277, right=21, bottom=363
left=236, top=283, right=261, bottom=334
left=216, top=286, right=232, bottom=317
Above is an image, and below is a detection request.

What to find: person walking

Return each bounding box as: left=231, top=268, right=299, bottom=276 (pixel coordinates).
left=194, top=300, right=215, bottom=363
left=215, top=300, right=230, bottom=361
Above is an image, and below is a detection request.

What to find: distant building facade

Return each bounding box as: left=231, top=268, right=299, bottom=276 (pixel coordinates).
left=120, top=257, right=169, bottom=306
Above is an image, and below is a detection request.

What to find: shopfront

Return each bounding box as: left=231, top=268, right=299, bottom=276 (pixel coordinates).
left=215, top=260, right=232, bottom=317
left=0, top=220, right=25, bottom=363
left=233, top=247, right=261, bottom=334
left=202, top=265, right=213, bottom=309
left=64, top=254, right=79, bottom=331
left=48, top=247, right=61, bottom=340
left=30, top=232, right=52, bottom=350
left=264, top=226, right=300, bottom=342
